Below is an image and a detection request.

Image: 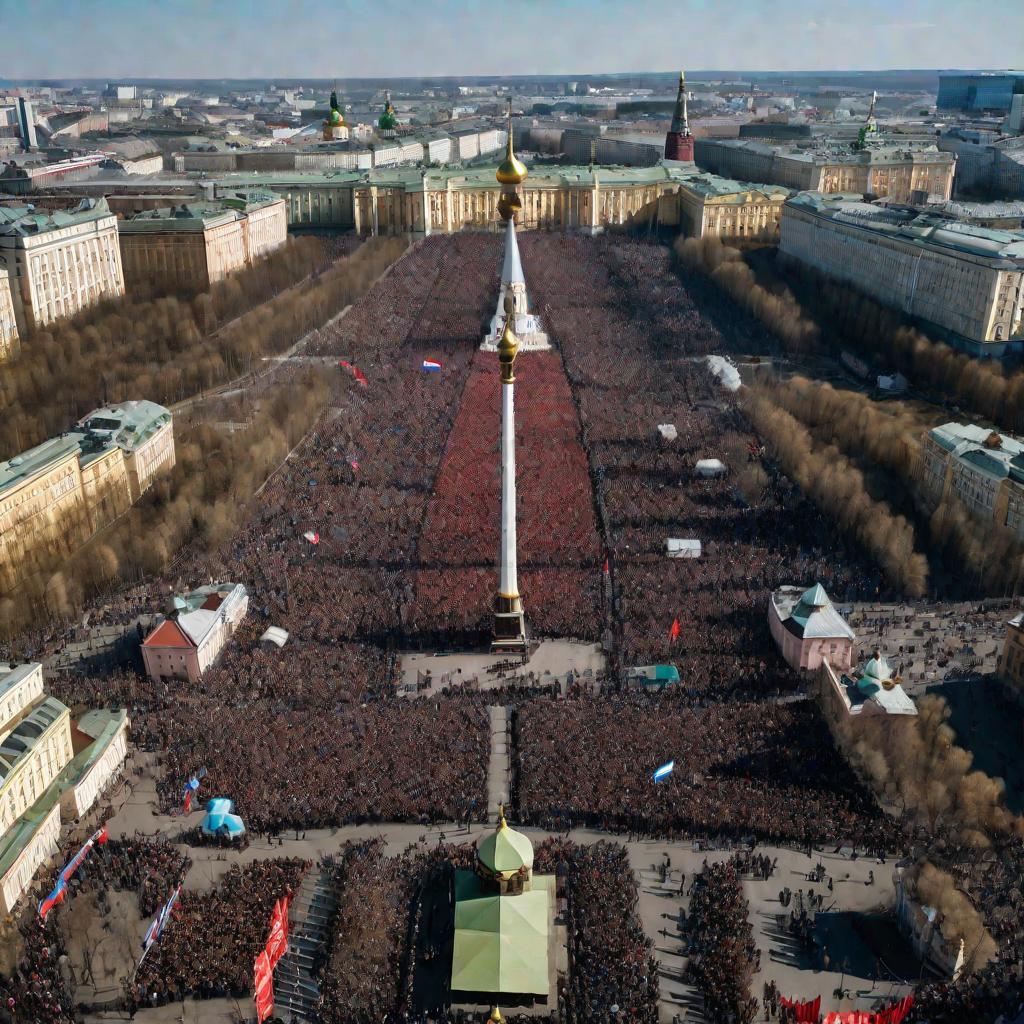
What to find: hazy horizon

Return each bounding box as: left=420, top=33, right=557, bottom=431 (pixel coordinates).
left=2, top=0, right=1021, bottom=80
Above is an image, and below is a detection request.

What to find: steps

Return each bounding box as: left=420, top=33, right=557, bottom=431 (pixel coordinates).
left=272, top=865, right=339, bottom=1022
left=487, top=705, right=511, bottom=822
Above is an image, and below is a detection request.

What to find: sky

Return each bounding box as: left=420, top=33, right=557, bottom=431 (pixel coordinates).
left=1, top=0, right=1021, bottom=79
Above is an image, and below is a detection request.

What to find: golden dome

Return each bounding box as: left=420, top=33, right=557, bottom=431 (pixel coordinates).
left=489, top=1009, right=504, bottom=1024
left=496, top=102, right=527, bottom=186
left=497, top=309, right=520, bottom=384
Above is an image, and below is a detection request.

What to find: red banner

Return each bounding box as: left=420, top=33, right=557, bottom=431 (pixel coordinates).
left=265, top=897, right=290, bottom=969
left=254, top=949, right=274, bottom=1023
left=782, top=995, right=821, bottom=1022
left=823, top=998, right=913, bottom=1024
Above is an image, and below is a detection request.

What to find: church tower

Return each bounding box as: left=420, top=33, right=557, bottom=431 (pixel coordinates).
left=482, top=102, right=549, bottom=352
left=664, top=69, right=694, bottom=162
left=323, top=86, right=349, bottom=142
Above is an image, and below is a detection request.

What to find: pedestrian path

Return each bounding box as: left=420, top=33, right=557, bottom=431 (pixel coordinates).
left=272, top=865, right=338, bottom=1022
left=487, top=705, right=511, bottom=822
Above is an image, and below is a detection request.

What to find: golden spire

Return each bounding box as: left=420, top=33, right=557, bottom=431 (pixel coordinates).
left=497, top=801, right=508, bottom=830
left=496, top=99, right=527, bottom=186
left=489, top=1009, right=505, bottom=1023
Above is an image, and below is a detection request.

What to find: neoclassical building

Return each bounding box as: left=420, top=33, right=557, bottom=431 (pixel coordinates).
left=0, top=265, right=17, bottom=358
left=0, top=196, right=124, bottom=337
left=780, top=193, right=1024, bottom=357
left=0, top=400, right=175, bottom=595
left=0, top=662, right=128, bottom=914
left=118, top=191, right=287, bottom=292
left=209, top=163, right=790, bottom=241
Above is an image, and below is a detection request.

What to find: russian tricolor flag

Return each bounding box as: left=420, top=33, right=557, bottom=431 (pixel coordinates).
left=422, top=359, right=442, bottom=373
left=652, top=760, right=675, bottom=783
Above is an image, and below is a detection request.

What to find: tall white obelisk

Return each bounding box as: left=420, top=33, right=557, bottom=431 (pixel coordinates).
left=493, top=292, right=526, bottom=650
left=492, top=101, right=528, bottom=651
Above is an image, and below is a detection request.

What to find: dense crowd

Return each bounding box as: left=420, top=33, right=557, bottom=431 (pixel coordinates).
left=0, top=914, right=75, bottom=1024
left=555, top=839, right=660, bottom=1024
left=516, top=695, right=891, bottom=847
left=684, top=857, right=759, bottom=1024
left=129, top=857, right=307, bottom=1009
left=138, top=698, right=489, bottom=832
left=319, top=840, right=426, bottom=1024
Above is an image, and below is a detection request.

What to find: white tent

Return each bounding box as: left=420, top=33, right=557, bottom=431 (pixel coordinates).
left=695, top=458, right=727, bottom=478
left=706, top=355, right=741, bottom=392
left=657, top=424, right=678, bottom=442
left=259, top=626, right=289, bottom=648
left=666, top=538, right=701, bottom=559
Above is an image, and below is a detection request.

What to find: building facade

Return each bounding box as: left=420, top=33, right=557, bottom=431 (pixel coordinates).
left=207, top=164, right=787, bottom=240
left=769, top=583, right=856, bottom=671
left=998, top=613, right=1024, bottom=708
left=939, top=130, right=1024, bottom=201
left=780, top=193, right=1024, bottom=357
left=0, top=265, right=17, bottom=357
left=0, top=401, right=175, bottom=595
left=695, top=137, right=955, bottom=203
left=0, top=663, right=128, bottom=915
left=142, top=582, right=248, bottom=683
left=937, top=72, right=1024, bottom=113
left=919, top=422, right=1024, bottom=537
left=0, top=196, right=124, bottom=336
left=118, top=192, right=287, bottom=292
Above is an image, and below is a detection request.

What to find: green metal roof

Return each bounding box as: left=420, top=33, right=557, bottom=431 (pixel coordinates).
left=477, top=821, right=534, bottom=874
left=451, top=870, right=550, bottom=996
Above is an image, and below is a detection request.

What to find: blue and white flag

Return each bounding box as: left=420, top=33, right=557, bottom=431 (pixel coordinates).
left=421, top=359, right=442, bottom=372
left=652, top=760, right=675, bottom=783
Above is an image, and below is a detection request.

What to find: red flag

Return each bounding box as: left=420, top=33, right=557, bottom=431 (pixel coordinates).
left=670, top=618, right=680, bottom=641
left=96, top=826, right=108, bottom=845
left=265, top=899, right=289, bottom=968
left=602, top=557, right=609, bottom=575
left=183, top=790, right=192, bottom=814
left=254, top=950, right=274, bottom=1023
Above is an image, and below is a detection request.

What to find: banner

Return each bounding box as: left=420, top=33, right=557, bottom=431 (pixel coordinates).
left=265, top=896, right=289, bottom=969
left=254, top=949, right=274, bottom=1023
left=38, top=826, right=109, bottom=920
left=782, top=995, right=821, bottom=1022
left=822, top=999, right=913, bottom=1024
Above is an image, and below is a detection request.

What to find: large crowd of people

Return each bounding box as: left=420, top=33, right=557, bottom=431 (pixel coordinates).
left=684, top=857, right=759, bottom=1024
left=12, top=231, right=1023, bottom=1023
left=138, top=697, right=490, bottom=832
left=516, top=695, right=891, bottom=847
left=129, top=858, right=308, bottom=1009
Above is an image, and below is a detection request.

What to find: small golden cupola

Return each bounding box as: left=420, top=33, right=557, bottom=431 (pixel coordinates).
left=496, top=294, right=520, bottom=384
left=496, top=100, right=527, bottom=186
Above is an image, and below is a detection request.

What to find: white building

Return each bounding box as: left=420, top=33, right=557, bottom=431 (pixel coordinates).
left=780, top=192, right=1024, bottom=357
left=0, top=197, right=124, bottom=336
left=142, top=582, right=248, bottom=683
left=0, top=663, right=128, bottom=914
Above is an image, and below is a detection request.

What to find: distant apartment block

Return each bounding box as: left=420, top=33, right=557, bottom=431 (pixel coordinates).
left=939, top=129, right=1024, bottom=201
left=118, top=191, right=287, bottom=291
left=0, top=401, right=174, bottom=595
left=937, top=72, right=1024, bottom=113
left=0, top=196, right=124, bottom=338
left=694, top=137, right=955, bottom=203
left=779, top=192, right=1024, bottom=357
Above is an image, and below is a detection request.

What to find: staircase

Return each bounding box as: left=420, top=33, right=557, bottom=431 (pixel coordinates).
left=272, top=866, right=338, bottom=1022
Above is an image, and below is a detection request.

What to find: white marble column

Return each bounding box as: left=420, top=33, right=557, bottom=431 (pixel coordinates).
left=498, top=379, right=518, bottom=601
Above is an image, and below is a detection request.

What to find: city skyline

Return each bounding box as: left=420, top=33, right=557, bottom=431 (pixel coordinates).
left=2, top=0, right=1022, bottom=79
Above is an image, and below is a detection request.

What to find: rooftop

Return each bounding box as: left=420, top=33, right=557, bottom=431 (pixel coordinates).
left=78, top=399, right=172, bottom=453
left=0, top=196, right=114, bottom=236
left=699, top=135, right=953, bottom=165
left=929, top=422, right=1024, bottom=484
left=772, top=583, right=856, bottom=642
left=787, top=192, right=1024, bottom=264
left=0, top=695, right=69, bottom=785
